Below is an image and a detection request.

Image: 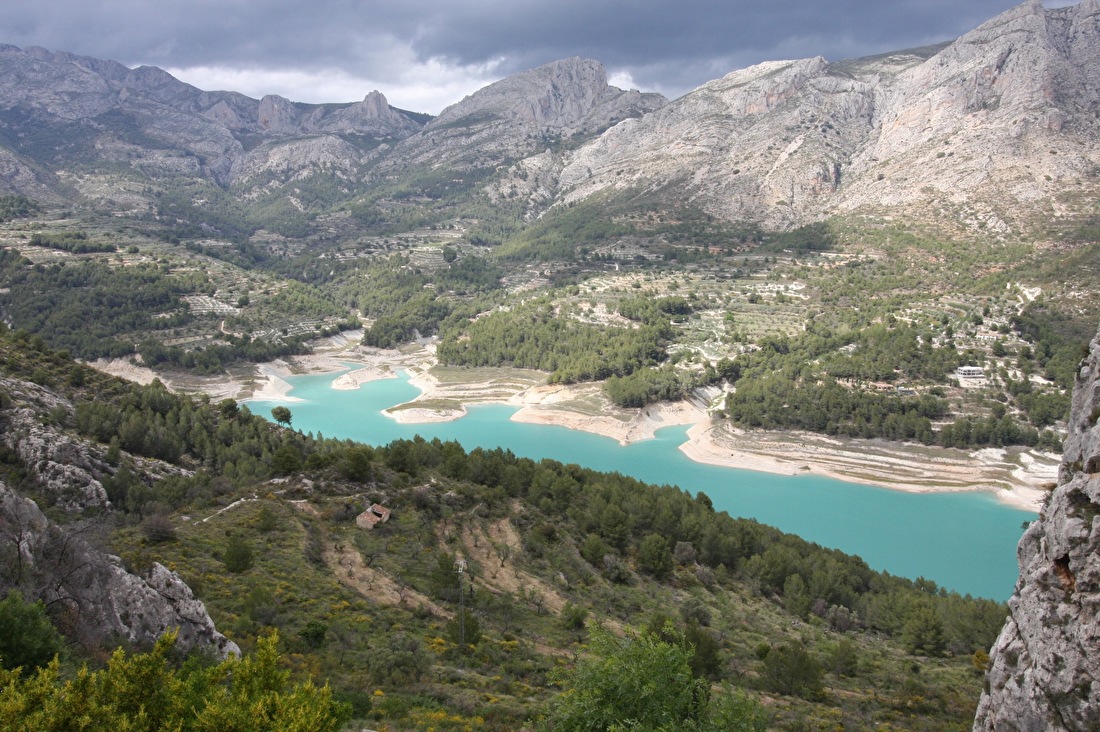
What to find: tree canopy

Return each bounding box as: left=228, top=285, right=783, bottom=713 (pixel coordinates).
left=538, top=628, right=766, bottom=732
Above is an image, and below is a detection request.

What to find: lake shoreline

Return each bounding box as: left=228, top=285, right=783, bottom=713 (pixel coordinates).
left=97, top=335, right=1051, bottom=512
left=678, top=422, right=1051, bottom=512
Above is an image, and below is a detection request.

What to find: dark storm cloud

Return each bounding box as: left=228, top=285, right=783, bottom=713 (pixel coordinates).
left=4, top=0, right=1062, bottom=110
left=404, top=0, right=1000, bottom=66
left=400, top=0, right=1051, bottom=94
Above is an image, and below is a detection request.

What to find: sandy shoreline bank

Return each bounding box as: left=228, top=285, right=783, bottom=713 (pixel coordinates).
left=250, top=362, right=306, bottom=402
left=678, top=421, right=1051, bottom=512
left=90, top=336, right=1051, bottom=512
left=509, top=383, right=707, bottom=445
left=332, top=366, right=396, bottom=391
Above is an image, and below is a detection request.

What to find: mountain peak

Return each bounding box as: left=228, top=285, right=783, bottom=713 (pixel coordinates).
left=373, top=56, right=664, bottom=173
left=433, top=57, right=592, bottom=127
left=428, top=56, right=661, bottom=133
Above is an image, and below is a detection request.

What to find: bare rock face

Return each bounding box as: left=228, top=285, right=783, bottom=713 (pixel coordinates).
left=230, top=134, right=382, bottom=190
left=558, top=55, right=868, bottom=226
left=3, top=2, right=1097, bottom=234
left=0, top=147, right=58, bottom=201
left=0, top=45, right=118, bottom=119
left=228, top=90, right=414, bottom=188
left=844, top=0, right=1100, bottom=229
left=257, top=94, right=299, bottom=132
left=250, top=90, right=422, bottom=139
left=0, top=373, right=191, bottom=513
left=316, top=90, right=422, bottom=136
left=10, top=418, right=110, bottom=511
left=0, top=369, right=234, bottom=659
left=557, top=0, right=1100, bottom=234
left=0, top=479, right=239, bottom=658
left=381, top=57, right=666, bottom=172
left=974, top=326, right=1100, bottom=731
left=485, top=148, right=565, bottom=220
left=430, top=56, right=662, bottom=136
left=0, top=375, right=110, bottom=512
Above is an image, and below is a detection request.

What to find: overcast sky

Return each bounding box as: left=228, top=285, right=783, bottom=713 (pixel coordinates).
left=5, top=1, right=1080, bottom=114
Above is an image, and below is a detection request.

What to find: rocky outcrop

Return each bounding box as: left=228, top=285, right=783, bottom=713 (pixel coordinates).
left=845, top=0, right=1100, bottom=228
left=558, top=55, right=875, bottom=226
left=0, top=148, right=61, bottom=202
left=974, top=325, right=1100, bottom=731
left=0, top=367, right=234, bottom=657
left=0, top=374, right=191, bottom=513
left=230, top=134, right=384, bottom=190
left=429, top=57, right=661, bottom=134
left=251, top=90, right=419, bottom=138
left=0, top=45, right=425, bottom=141
left=485, top=148, right=565, bottom=220
left=0, top=479, right=238, bottom=658
left=0, top=375, right=110, bottom=512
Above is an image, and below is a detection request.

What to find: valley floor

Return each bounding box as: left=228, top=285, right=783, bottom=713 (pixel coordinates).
left=90, top=332, right=1054, bottom=512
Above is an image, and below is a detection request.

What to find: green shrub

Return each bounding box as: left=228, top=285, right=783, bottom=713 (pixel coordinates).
left=0, top=591, right=63, bottom=671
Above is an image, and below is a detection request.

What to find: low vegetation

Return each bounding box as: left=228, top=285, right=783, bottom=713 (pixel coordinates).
left=0, top=193, right=39, bottom=223
left=0, top=630, right=349, bottom=731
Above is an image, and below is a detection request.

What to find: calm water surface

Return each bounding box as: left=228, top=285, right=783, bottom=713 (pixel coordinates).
left=249, top=368, right=1036, bottom=600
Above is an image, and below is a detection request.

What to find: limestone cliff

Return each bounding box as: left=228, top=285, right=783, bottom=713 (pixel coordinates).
left=3, top=2, right=1099, bottom=235
left=0, top=480, right=239, bottom=658
left=378, top=57, right=666, bottom=173
left=0, top=371, right=236, bottom=658
left=0, top=374, right=190, bottom=513
left=556, top=0, right=1100, bottom=234
left=0, top=374, right=111, bottom=512
left=0, top=45, right=424, bottom=141
left=974, top=326, right=1100, bottom=730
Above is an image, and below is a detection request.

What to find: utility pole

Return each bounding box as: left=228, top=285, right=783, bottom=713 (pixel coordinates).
left=454, top=558, right=467, bottom=646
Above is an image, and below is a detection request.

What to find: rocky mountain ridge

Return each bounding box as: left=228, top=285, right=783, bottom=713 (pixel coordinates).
left=375, top=57, right=667, bottom=174
left=0, top=44, right=425, bottom=139
left=0, top=43, right=425, bottom=194
left=547, top=0, right=1100, bottom=233
left=0, top=1, right=1098, bottom=238
left=973, top=323, right=1100, bottom=731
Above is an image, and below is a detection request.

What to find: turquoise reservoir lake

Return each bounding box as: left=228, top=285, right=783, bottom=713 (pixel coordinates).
left=249, top=369, right=1036, bottom=600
